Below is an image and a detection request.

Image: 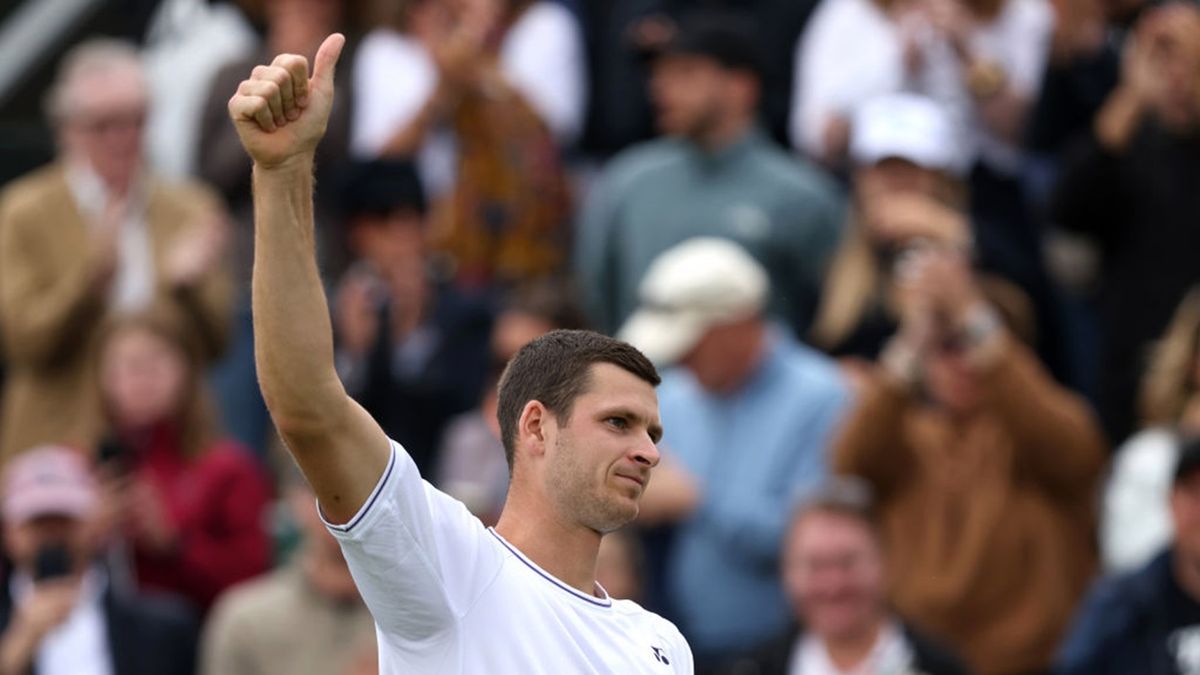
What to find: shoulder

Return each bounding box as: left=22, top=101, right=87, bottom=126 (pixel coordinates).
left=149, top=175, right=223, bottom=212
left=355, top=28, right=432, bottom=77
left=613, top=599, right=693, bottom=658
left=0, top=163, right=67, bottom=215
left=751, top=145, right=843, bottom=206
left=598, top=139, right=689, bottom=189
left=207, top=568, right=297, bottom=630
left=110, top=588, right=199, bottom=637
left=776, top=336, right=850, bottom=397
left=1114, top=428, right=1179, bottom=471
left=995, top=0, right=1053, bottom=32
left=1075, top=554, right=1170, bottom=637
left=510, top=2, right=580, bottom=37
left=806, top=0, right=883, bottom=39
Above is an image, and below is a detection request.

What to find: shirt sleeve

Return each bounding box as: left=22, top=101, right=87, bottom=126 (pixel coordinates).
left=321, top=440, right=504, bottom=646
left=501, top=2, right=587, bottom=145
left=997, top=0, right=1054, bottom=97
left=349, top=31, right=438, bottom=158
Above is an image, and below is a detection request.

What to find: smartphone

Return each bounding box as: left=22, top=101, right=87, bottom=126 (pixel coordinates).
left=97, top=437, right=128, bottom=473
left=33, top=542, right=73, bottom=582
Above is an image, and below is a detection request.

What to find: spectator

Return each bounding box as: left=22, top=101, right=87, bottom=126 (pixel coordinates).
left=792, top=0, right=1053, bottom=177
left=96, top=309, right=271, bottom=612
left=1103, top=288, right=1200, bottom=573
left=578, top=10, right=844, bottom=336
left=811, top=93, right=1065, bottom=380
left=580, top=0, right=822, bottom=154
left=1025, top=0, right=1149, bottom=159
left=332, top=159, right=493, bottom=477
left=1051, top=2, right=1200, bottom=443
left=623, top=238, right=851, bottom=668
left=0, top=445, right=197, bottom=675
left=1057, top=437, right=1200, bottom=675
left=726, top=478, right=971, bottom=675
left=832, top=245, right=1106, bottom=675
left=200, top=467, right=375, bottom=675
left=352, top=0, right=582, bottom=286
left=0, top=39, right=233, bottom=461
left=436, top=280, right=586, bottom=522
left=198, top=0, right=354, bottom=456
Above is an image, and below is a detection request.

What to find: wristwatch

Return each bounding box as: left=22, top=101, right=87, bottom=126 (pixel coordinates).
left=959, top=303, right=1002, bottom=348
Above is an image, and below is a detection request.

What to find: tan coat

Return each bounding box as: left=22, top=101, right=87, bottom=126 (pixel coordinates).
left=0, top=163, right=232, bottom=460
left=834, top=338, right=1107, bottom=675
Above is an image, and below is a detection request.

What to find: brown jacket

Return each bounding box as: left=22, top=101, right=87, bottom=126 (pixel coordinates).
left=0, top=163, right=232, bottom=460
left=834, top=337, right=1107, bottom=675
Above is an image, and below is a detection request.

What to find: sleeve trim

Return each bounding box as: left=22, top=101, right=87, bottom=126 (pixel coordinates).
left=320, top=442, right=399, bottom=534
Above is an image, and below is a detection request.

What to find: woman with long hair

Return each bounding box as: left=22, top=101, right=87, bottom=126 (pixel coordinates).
left=1103, top=288, right=1200, bottom=572
left=96, top=308, right=272, bottom=611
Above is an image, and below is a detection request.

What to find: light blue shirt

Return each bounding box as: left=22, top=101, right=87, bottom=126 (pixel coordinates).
left=658, top=331, right=851, bottom=653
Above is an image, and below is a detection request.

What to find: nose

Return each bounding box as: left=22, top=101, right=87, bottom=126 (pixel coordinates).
left=631, top=435, right=660, bottom=468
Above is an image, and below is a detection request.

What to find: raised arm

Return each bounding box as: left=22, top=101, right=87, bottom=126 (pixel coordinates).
left=228, top=34, right=390, bottom=523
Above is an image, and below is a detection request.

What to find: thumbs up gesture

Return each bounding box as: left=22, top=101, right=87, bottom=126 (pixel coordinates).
left=227, top=33, right=345, bottom=168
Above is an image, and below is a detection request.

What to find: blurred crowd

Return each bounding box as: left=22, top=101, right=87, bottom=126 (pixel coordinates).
left=0, top=0, right=1199, bottom=673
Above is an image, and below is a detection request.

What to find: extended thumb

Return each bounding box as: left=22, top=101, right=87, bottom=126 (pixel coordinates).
left=312, top=33, right=345, bottom=87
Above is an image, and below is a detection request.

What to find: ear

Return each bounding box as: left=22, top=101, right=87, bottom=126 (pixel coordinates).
left=516, top=400, right=555, bottom=461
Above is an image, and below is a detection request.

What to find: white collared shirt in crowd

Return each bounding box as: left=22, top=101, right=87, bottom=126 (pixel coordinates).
left=791, top=620, right=915, bottom=675
left=65, top=161, right=155, bottom=314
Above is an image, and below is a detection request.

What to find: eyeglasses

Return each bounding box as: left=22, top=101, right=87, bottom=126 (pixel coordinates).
left=70, top=108, right=146, bottom=135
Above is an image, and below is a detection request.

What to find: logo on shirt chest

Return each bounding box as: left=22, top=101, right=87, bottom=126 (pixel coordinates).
left=651, top=646, right=670, bottom=665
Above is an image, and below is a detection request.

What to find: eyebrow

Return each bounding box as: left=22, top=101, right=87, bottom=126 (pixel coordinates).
left=601, top=407, right=664, bottom=444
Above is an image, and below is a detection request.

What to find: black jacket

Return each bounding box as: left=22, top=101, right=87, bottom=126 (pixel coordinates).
left=720, top=620, right=973, bottom=675
left=1055, top=549, right=1182, bottom=675
left=0, top=579, right=198, bottom=675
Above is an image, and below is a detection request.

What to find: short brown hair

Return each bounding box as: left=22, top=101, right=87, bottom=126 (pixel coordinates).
left=496, top=330, right=660, bottom=471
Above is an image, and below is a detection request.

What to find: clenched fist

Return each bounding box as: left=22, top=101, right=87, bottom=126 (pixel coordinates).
left=228, top=33, right=345, bottom=168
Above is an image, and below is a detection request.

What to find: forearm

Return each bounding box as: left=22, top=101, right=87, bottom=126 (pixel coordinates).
left=1094, top=85, right=1146, bottom=153
left=251, top=158, right=345, bottom=431
left=982, top=337, right=1107, bottom=487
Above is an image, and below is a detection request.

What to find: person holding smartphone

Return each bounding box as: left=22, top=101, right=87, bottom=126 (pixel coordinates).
left=0, top=445, right=197, bottom=675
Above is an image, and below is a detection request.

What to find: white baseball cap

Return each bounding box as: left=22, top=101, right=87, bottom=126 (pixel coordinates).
left=850, top=93, right=967, bottom=175
left=619, top=238, right=768, bottom=365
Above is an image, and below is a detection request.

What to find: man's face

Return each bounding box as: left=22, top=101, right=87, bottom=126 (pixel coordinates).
left=544, top=364, right=662, bottom=533
left=60, top=67, right=147, bottom=193
left=1172, top=471, right=1200, bottom=565
left=649, top=54, right=731, bottom=140
left=783, top=511, right=886, bottom=642
left=680, top=319, right=758, bottom=394
left=856, top=159, right=943, bottom=217
left=4, top=514, right=94, bottom=577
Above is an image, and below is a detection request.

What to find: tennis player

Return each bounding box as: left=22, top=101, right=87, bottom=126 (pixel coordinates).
left=226, top=33, right=693, bottom=673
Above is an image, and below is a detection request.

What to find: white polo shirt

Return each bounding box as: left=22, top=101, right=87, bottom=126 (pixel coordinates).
left=323, top=440, right=693, bottom=674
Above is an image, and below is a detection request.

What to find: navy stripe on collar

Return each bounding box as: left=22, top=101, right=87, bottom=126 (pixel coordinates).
left=488, top=529, right=612, bottom=608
